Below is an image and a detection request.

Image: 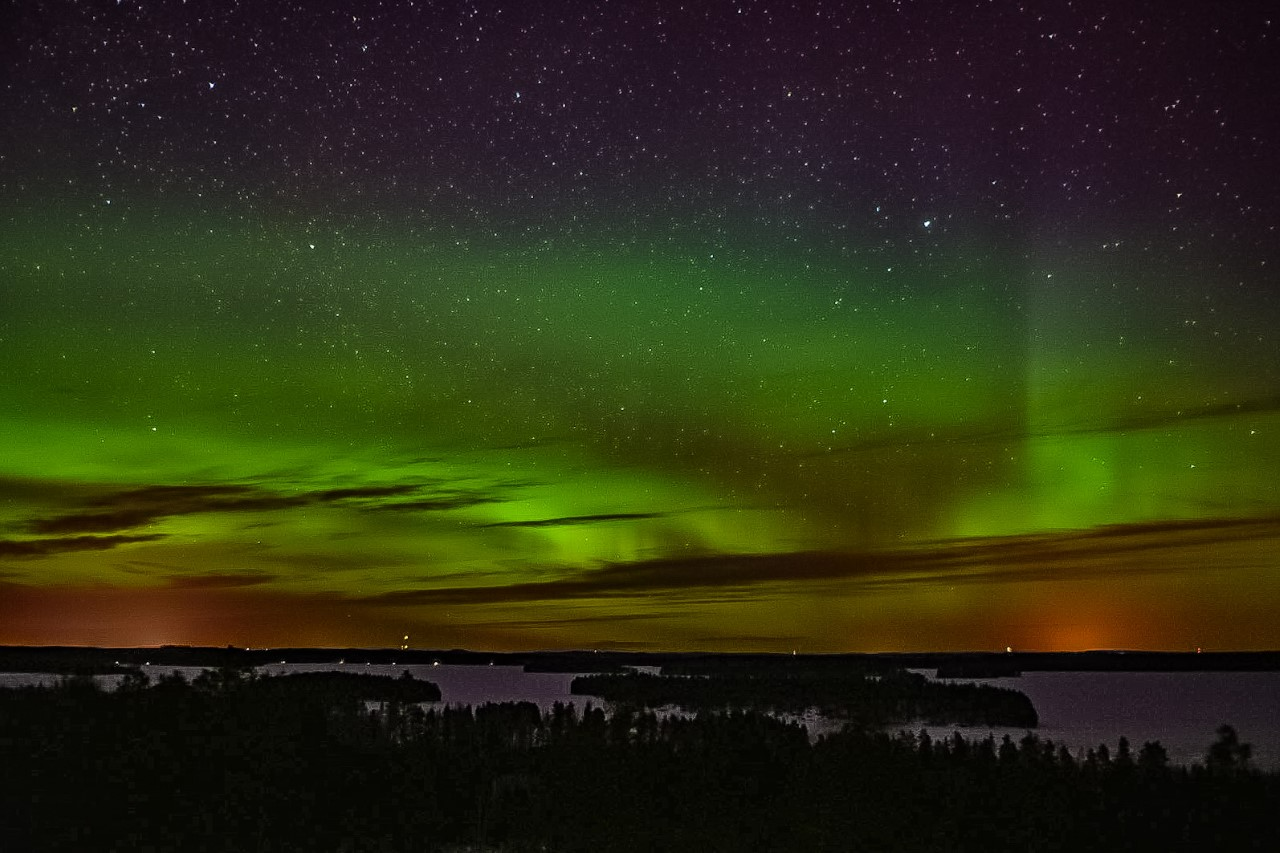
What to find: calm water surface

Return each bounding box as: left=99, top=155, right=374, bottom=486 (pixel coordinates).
left=259, top=662, right=582, bottom=710
left=916, top=670, right=1280, bottom=770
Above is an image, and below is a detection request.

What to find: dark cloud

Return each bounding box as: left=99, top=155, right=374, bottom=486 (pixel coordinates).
left=359, top=514, right=1280, bottom=607
left=481, top=512, right=666, bottom=528
left=1065, top=394, right=1280, bottom=437
left=118, top=559, right=186, bottom=575
left=866, top=516, right=1280, bottom=590
left=361, top=551, right=890, bottom=606
left=580, top=639, right=664, bottom=650
left=477, top=611, right=681, bottom=629
left=689, top=635, right=809, bottom=647
left=28, top=508, right=172, bottom=535
left=160, top=571, right=278, bottom=589
left=0, top=534, right=166, bottom=559
left=24, top=484, right=307, bottom=535
left=313, top=484, right=424, bottom=502
left=19, top=478, right=511, bottom=537
left=920, top=515, right=1280, bottom=573
left=99, top=484, right=253, bottom=503
left=813, top=394, right=1280, bottom=459
left=372, top=493, right=504, bottom=512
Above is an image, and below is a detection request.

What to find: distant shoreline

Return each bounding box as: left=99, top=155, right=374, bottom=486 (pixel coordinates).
left=3, top=645, right=1280, bottom=676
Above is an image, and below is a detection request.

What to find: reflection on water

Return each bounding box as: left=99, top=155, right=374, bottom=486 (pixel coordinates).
left=917, top=670, right=1280, bottom=770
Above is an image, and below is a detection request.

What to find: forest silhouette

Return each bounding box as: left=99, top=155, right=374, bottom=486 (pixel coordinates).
left=1, top=666, right=1277, bottom=851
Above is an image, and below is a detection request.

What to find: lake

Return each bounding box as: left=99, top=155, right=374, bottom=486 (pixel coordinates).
left=4, top=664, right=1277, bottom=769
left=916, top=670, right=1280, bottom=770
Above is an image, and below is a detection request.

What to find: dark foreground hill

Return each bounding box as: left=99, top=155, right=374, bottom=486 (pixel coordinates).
left=1, top=670, right=1276, bottom=852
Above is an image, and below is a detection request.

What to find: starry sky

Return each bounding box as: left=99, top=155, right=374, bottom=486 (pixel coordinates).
left=2, top=0, right=1279, bottom=652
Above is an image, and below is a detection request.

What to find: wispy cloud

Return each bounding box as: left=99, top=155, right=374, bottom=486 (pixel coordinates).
left=688, top=634, right=808, bottom=647
left=481, top=512, right=666, bottom=528
left=360, top=551, right=892, bottom=606
left=24, top=484, right=307, bottom=535
left=475, top=611, right=685, bottom=629
left=358, top=514, right=1280, bottom=607
left=1065, top=393, right=1280, bottom=436
left=311, top=485, right=424, bottom=501
left=812, top=394, right=1280, bottom=458
left=16, top=478, right=512, bottom=538
left=0, top=534, right=166, bottom=559
left=371, top=493, right=504, bottom=512
left=158, top=571, right=279, bottom=589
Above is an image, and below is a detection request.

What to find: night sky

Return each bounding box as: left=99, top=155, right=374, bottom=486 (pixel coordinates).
left=3, top=1, right=1279, bottom=652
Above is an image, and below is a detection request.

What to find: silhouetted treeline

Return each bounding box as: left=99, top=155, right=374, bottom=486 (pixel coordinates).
left=7, top=645, right=1280, bottom=676
left=572, top=668, right=1039, bottom=727
left=1, top=673, right=1276, bottom=851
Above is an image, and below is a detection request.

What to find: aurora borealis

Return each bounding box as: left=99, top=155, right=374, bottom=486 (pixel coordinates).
left=2, top=1, right=1278, bottom=651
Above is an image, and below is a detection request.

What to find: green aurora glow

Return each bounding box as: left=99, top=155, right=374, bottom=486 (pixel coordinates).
left=3, top=207, right=1278, bottom=651
left=3, top=1, right=1278, bottom=651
